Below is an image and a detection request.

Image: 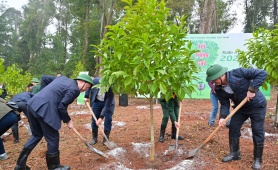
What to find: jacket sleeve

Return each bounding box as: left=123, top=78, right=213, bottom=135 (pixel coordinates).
left=58, top=89, right=80, bottom=123
left=40, top=75, right=56, bottom=91
left=239, top=68, right=267, bottom=93
left=217, top=93, right=231, bottom=119
left=84, top=88, right=91, bottom=99
left=100, top=87, right=115, bottom=119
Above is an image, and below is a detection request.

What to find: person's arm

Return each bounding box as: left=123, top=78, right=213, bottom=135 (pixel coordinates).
left=58, top=89, right=80, bottom=124
left=99, top=87, right=114, bottom=119
left=83, top=88, right=91, bottom=103
left=240, top=68, right=267, bottom=93
left=40, top=75, right=56, bottom=90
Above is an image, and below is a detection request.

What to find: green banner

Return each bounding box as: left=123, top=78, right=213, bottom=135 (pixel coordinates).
left=186, top=33, right=270, bottom=100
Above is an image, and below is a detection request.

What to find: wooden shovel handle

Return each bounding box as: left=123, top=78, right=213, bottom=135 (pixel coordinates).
left=85, top=102, right=109, bottom=142
left=202, top=97, right=248, bottom=145
left=72, top=126, right=86, bottom=142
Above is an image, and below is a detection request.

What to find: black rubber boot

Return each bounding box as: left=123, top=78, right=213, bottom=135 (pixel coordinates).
left=171, top=123, right=184, bottom=140
left=46, top=151, right=70, bottom=170
left=158, top=124, right=166, bottom=143
left=90, top=129, right=98, bottom=145
left=12, top=124, right=19, bottom=143
left=103, top=130, right=111, bottom=144
left=222, top=138, right=241, bottom=162
left=14, top=147, right=32, bottom=170
left=252, top=143, right=264, bottom=170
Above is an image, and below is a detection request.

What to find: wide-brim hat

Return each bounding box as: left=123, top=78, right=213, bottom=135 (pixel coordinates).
left=31, top=78, right=40, bottom=83
left=74, top=74, right=93, bottom=85
left=206, top=64, right=228, bottom=82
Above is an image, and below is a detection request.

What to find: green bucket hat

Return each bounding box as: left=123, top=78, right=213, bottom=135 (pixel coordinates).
left=74, top=74, right=93, bottom=85
left=206, top=64, right=228, bottom=82
left=31, top=78, right=40, bottom=83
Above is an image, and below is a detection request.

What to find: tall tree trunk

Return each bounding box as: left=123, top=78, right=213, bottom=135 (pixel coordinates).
left=199, top=0, right=216, bottom=33
left=82, top=0, right=90, bottom=64
left=274, top=0, right=277, bottom=24
left=97, top=0, right=115, bottom=76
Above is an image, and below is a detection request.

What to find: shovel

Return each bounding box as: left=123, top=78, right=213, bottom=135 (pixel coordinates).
left=186, top=97, right=248, bottom=158
left=85, top=102, right=117, bottom=149
left=169, top=101, right=183, bottom=151
left=72, top=127, right=109, bottom=158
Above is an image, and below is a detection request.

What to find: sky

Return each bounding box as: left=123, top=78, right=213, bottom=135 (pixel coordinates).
left=6, top=0, right=28, bottom=11
left=6, top=0, right=244, bottom=33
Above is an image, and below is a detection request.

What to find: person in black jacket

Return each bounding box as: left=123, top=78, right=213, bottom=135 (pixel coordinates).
left=83, top=77, right=115, bottom=145
left=206, top=64, right=267, bottom=170
left=14, top=74, right=93, bottom=170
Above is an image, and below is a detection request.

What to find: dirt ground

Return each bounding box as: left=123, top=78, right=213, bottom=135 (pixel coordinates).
left=1, top=88, right=278, bottom=170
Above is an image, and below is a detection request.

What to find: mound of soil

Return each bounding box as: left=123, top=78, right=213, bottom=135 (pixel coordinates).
left=1, top=88, right=277, bottom=170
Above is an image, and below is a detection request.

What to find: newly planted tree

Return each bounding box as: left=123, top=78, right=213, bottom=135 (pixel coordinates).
left=94, top=0, right=199, bottom=160
left=237, top=27, right=278, bottom=127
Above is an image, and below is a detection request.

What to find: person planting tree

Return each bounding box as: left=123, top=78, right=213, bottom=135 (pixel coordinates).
left=206, top=64, right=267, bottom=170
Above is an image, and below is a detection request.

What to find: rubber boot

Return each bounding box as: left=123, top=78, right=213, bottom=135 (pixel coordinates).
left=222, top=138, right=241, bottom=162
left=12, top=123, right=19, bottom=143
left=171, top=123, right=184, bottom=140
left=14, top=147, right=32, bottom=170
left=252, top=143, right=264, bottom=170
left=89, top=129, right=98, bottom=145
left=103, top=130, right=110, bottom=144
left=158, top=124, right=166, bottom=143
left=46, top=151, right=70, bottom=170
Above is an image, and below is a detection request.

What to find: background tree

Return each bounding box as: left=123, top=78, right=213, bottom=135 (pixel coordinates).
left=94, top=0, right=199, bottom=160
left=237, top=26, right=278, bottom=127
left=244, top=0, right=273, bottom=32
left=189, top=0, right=236, bottom=33
left=0, top=58, right=32, bottom=99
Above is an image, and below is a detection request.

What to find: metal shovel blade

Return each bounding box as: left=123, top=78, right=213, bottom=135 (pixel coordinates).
left=186, top=145, right=202, bottom=158
left=168, top=143, right=183, bottom=151
left=84, top=141, right=109, bottom=158
left=104, top=140, right=117, bottom=149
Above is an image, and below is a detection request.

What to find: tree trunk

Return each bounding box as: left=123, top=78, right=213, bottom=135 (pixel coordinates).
left=149, top=95, right=155, bottom=160
left=274, top=0, right=277, bottom=24
left=97, top=0, right=115, bottom=76
left=82, top=0, right=90, bottom=64
left=199, top=0, right=216, bottom=33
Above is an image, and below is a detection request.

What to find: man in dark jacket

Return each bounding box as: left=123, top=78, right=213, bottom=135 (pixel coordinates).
left=83, top=77, right=115, bottom=145
left=206, top=64, right=267, bottom=170
left=14, top=74, right=93, bottom=170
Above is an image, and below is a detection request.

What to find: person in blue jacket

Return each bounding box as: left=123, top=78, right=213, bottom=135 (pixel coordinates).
left=10, top=92, right=33, bottom=143
left=14, top=74, right=93, bottom=170
left=0, top=98, right=19, bottom=161
left=83, top=77, right=115, bottom=145
left=206, top=64, right=267, bottom=170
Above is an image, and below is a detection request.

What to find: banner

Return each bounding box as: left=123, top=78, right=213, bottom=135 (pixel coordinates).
left=187, top=33, right=270, bottom=100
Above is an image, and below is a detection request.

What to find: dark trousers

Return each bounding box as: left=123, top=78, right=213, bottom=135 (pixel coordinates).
left=91, top=100, right=113, bottom=131
left=0, top=111, right=18, bottom=154
left=229, top=106, right=266, bottom=143
left=11, top=101, right=29, bottom=134
left=160, top=98, right=179, bottom=126
left=24, top=106, right=59, bottom=153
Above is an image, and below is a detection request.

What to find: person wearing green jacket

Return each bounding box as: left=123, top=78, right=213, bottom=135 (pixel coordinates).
left=31, top=78, right=40, bottom=94
left=158, top=93, right=184, bottom=143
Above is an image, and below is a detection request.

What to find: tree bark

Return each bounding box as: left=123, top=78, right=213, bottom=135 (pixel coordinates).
left=199, top=0, right=216, bottom=33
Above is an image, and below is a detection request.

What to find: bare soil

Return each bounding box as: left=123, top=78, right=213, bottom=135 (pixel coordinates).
left=1, top=88, right=278, bottom=170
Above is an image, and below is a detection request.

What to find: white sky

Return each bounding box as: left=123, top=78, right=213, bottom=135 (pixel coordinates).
left=5, top=0, right=28, bottom=10
left=6, top=0, right=244, bottom=33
